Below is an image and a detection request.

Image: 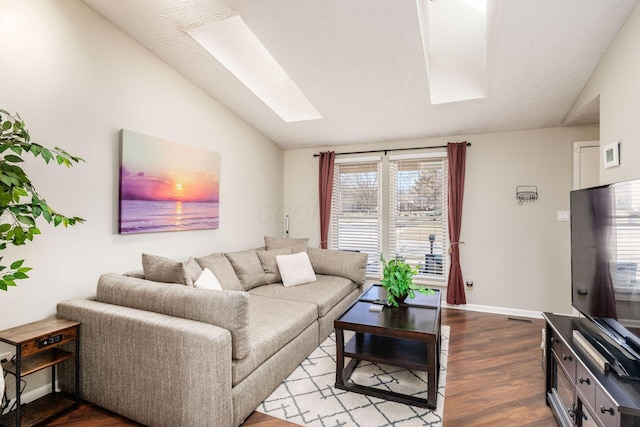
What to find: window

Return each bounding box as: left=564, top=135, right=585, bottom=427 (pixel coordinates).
left=612, top=180, right=640, bottom=289
left=330, top=153, right=449, bottom=281
left=331, top=158, right=381, bottom=276
left=390, top=155, right=448, bottom=281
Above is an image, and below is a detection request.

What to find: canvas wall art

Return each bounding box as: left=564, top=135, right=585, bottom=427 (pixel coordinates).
left=119, top=130, right=220, bottom=234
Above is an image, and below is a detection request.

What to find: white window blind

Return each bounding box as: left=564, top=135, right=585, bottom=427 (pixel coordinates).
left=390, top=156, right=448, bottom=281
left=331, top=160, right=381, bottom=276
left=612, top=180, right=640, bottom=289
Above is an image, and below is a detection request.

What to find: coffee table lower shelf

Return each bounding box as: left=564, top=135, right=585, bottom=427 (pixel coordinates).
left=336, top=333, right=435, bottom=409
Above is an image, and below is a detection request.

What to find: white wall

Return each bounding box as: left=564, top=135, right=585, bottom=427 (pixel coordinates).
left=568, top=3, right=640, bottom=184
left=0, top=0, right=284, bottom=330
left=285, top=125, right=598, bottom=314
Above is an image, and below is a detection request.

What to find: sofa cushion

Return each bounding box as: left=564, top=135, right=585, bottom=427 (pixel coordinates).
left=256, top=248, right=291, bottom=284
left=142, top=253, right=191, bottom=286
left=249, top=274, right=357, bottom=318
left=276, top=252, right=317, bottom=287
left=307, top=247, right=368, bottom=286
left=225, top=249, right=269, bottom=291
left=231, top=295, right=317, bottom=385
left=195, top=253, right=244, bottom=291
left=96, top=273, right=251, bottom=359
left=264, top=236, right=308, bottom=253
left=123, top=270, right=145, bottom=279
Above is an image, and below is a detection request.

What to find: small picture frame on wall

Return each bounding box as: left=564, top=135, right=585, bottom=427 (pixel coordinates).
left=603, top=142, right=620, bottom=168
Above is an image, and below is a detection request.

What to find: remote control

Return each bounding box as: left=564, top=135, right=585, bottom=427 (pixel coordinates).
left=369, top=304, right=384, bottom=312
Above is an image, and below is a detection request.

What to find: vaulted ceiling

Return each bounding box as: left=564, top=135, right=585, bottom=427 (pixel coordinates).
left=81, top=0, right=639, bottom=149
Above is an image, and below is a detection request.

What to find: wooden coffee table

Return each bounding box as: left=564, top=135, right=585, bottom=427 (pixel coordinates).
left=334, top=285, right=441, bottom=409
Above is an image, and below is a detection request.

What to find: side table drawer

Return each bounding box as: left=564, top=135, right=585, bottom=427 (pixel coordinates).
left=595, top=386, right=619, bottom=427
left=21, top=326, right=78, bottom=358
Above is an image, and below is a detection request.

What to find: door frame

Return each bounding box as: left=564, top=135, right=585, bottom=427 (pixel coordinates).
left=572, top=140, right=599, bottom=190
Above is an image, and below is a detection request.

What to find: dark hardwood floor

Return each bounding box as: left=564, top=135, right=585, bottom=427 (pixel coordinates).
left=440, top=309, right=554, bottom=426
left=39, top=308, right=555, bottom=426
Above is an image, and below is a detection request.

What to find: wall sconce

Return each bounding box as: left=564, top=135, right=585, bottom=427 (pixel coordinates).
left=285, top=215, right=290, bottom=237
left=516, top=185, right=538, bottom=205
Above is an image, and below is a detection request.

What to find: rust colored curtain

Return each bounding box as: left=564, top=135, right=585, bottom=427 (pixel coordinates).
left=447, top=142, right=467, bottom=304
left=318, top=151, right=335, bottom=249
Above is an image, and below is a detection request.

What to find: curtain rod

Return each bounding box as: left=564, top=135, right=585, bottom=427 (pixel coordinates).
left=312, top=142, right=471, bottom=157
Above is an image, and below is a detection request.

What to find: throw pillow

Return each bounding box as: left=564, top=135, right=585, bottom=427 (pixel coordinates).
left=225, top=249, right=269, bottom=291
left=256, top=248, right=291, bottom=283
left=142, top=253, right=189, bottom=285
left=264, top=236, right=308, bottom=254
left=183, top=257, right=203, bottom=286
left=194, top=268, right=223, bottom=290
left=276, top=252, right=317, bottom=287
left=195, top=253, right=244, bottom=291
left=306, top=247, right=368, bottom=286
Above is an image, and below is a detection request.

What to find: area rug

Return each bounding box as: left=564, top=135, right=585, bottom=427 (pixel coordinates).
left=257, top=326, right=449, bottom=427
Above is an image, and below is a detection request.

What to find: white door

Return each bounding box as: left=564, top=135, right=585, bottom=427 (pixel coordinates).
left=573, top=141, right=599, bottom=189
left=572, top=140, right=599, bottom=318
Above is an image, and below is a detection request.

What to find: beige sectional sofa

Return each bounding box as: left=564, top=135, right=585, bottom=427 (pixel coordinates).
left=57, top=240, right=368, bottom=427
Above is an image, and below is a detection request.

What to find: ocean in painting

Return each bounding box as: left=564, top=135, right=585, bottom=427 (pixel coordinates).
left=119, top=200, right=219, bottom=234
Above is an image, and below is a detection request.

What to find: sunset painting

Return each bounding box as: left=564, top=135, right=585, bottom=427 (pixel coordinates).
left=119, top=130, right=220, bottom=234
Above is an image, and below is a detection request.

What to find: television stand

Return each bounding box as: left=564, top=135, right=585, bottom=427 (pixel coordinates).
left=543, top=313, right=640, bottom=427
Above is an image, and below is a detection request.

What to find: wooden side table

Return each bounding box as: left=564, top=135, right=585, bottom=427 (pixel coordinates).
left=0, top=318, right=80, bottom=427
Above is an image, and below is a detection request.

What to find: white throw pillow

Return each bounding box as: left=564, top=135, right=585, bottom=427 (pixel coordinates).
left=194, top=268, right=223, bottom=290
left=276, top=252, right=317, bottom=287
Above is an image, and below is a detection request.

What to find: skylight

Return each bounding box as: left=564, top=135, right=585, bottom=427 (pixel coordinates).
left=187, top=16, right=322, bottom=123
left=416, top=0, right=502, bottom=105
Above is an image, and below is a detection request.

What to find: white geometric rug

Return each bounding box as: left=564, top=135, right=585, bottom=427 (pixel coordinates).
left=257, top=326, right=449, bottom=427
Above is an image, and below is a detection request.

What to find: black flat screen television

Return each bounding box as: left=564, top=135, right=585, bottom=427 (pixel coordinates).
left=571, top=177, right=640, bottom=379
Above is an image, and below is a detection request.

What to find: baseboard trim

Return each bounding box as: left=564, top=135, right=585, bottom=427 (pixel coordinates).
left=442, top=302, right=544, bottom=319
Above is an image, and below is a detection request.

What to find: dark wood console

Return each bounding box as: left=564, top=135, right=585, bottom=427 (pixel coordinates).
left=544, top=313, right=640, bottom=427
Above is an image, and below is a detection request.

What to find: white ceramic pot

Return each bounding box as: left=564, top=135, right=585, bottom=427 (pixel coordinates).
left=0, top=364, right=4, bottom=398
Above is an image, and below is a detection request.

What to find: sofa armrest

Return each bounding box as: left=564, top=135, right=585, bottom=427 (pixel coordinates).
left=307, top=248, right=368, bottom=288
left=57, top=297, right=234, bottom=427
left=96, top=273, right=250, bottom=359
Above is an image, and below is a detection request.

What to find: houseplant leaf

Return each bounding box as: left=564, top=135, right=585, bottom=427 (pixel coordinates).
left=0, top=110, right=85, bottom=292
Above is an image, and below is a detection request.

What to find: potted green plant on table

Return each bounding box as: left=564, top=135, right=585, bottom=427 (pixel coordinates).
left=380, top=254, right=435, bottom=307
left=0, top=109, right=84, bottom=292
